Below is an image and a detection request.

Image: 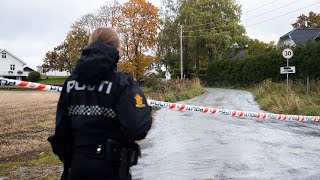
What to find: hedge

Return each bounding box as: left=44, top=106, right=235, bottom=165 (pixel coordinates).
left=207, top=41, right=320, bottom=86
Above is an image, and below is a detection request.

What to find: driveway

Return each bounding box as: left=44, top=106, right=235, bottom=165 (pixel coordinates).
left=132, top=88, right=320, bottom=179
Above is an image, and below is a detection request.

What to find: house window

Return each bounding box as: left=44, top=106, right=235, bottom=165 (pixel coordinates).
left=2, top=53, right=6, bottom=58
left=10, top=64, right=15, bottom=71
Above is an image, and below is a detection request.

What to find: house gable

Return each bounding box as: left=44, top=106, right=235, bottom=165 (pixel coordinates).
left=316, top=32, right=320, bottom=41
left=0, top=49, right=27, bottom=65
left=0, top=49, right=28, bottom=79
left=278, top=29, right=295, bottom=47
left=278, top=28, right=320, bottom=47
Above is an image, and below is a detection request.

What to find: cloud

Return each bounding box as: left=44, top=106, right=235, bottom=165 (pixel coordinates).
left=0, top=0, right=106, bottom=69
left=1, top=0, right=319, bottom=69
left=239, top=0, right=320, bottom=42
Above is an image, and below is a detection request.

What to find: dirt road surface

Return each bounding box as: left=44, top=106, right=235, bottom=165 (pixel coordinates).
left=132, top=88, right=320, bottom=179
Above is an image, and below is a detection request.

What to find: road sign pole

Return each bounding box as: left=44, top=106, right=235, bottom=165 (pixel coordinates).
left=287, top=58, right=289, bottom=92
left=282, top=49, right=293, bottom=93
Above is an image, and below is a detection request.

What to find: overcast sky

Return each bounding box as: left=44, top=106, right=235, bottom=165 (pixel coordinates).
left=0, top=0, right=319, bottom=69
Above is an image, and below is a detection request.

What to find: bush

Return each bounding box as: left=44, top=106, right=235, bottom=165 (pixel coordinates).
left=27, top=71, right=41, bottom=82
left=206, top=41, right=320, bottom=87
left=144, top=77, right=163, bottom=88
left=145, top=78, right=204, bottom=102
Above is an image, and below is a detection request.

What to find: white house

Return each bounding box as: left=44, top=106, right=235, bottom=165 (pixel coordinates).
left=0, top=49, right=30, bottom=80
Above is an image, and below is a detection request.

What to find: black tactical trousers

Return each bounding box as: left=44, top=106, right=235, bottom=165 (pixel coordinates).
left=68, top=149, right=131, bottom=180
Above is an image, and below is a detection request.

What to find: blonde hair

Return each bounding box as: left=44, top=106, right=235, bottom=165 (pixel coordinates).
left=88, top=27, right=120, bottom=49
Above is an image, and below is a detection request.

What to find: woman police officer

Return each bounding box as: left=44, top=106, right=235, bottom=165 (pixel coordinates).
left=48, top=27, right=152, bottom=180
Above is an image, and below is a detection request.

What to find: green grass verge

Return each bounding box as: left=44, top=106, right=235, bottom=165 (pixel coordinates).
left=141, top=87, right=153, bottom=94
left=39, top=76, right=68, bottom=86
left=0, top=86, right=36, bottom=91
left=0, top=151, right=61, bottom=177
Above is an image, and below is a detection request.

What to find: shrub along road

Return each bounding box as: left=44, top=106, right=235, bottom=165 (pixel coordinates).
left=132, top=88, right=320, bottom=179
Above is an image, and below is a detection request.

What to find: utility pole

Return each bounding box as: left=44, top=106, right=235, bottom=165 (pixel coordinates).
left=180, top=25, right=183, bottom=79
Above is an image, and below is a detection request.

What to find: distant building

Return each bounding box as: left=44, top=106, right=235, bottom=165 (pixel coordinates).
left=37, top=66, right=70, bottom=77
left=0, top=48, right=34, bottom=80
left=144, top=68, right=159, bottom=77
left=277, top=28, right=320, bottom=48
left=165, top=70, right=171, bottom=80
left=23, top=66, right=36, bottom=73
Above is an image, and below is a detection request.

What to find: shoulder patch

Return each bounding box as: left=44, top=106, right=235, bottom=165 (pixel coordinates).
left=135, top=93, right=146, bottom=108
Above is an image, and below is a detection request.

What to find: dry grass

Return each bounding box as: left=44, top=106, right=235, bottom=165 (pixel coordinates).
left=0, top=91, right=59, bottom=162
left=0, top=80, right=202, bottom=161
left=0, top=80, right=204, bottom=177
left=146, top=78, right=204, bottom=102
left=254, top=80, right=320, bottom=116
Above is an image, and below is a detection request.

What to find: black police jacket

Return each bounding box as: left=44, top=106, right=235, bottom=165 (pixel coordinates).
left=49, top=41, right=152, bottom=158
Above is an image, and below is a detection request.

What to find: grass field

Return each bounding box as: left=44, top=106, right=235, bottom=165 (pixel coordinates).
left=0, top=91, right=61, bottom=178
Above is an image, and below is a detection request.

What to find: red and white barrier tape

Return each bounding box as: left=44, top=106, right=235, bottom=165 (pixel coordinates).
left=0, top=77, right=62, bottom=92
left=147, top=100, right=320, bottom=122
left=1, top=77, right=319, bottom=122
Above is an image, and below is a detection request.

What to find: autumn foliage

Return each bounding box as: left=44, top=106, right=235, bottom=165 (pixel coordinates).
left=117, top=0, right=160, bottom=80
left=292, top=11, right=320, bottom=28
left=43, top=0, right=160, bottom=80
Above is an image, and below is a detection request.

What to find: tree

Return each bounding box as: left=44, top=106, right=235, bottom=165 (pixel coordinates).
left=76, top=13, right=100, bottom=33
left=157, top=0, right=181, bottom=76
left=96, top=0, right=122, bottom=28
left=292, top=11, right=320, bottom=28
left=42, top=26, right=89, bottom=72
left=117, top=0, right=160, bottom=80
left=65, top=25, right=89, bottom=71
left=178, top=0, right=247, bottom=78
left=244, top=39, right=276, bottom=56
left=157, top=17, right=180, bottom=74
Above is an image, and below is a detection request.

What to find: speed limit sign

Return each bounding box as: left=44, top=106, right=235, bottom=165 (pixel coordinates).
left=282, top=48, right=293, bottom=59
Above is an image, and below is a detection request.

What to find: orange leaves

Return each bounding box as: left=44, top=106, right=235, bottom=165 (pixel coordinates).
left=43, top=0, right=160, bottom=79
left=292, top=11, right=320, bottom=28
left=118, top=0, right=160, bottom=80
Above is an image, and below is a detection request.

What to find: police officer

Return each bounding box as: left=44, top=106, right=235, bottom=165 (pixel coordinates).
left=48, top=27, right=152, bottom=180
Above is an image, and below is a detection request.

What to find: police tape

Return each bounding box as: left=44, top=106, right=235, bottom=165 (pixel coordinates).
left=1, top=77, right=319, bottom=122
left=147, top=100, right=320, bottom=122
left=0, top=77, right=62, bottom=92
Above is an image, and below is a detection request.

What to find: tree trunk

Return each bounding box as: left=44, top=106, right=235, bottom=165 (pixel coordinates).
left=183, top=41, right=189, bottom=78
left=195, top=46, right=200, bottom=79
left=208, top=48, right=213, bottom=64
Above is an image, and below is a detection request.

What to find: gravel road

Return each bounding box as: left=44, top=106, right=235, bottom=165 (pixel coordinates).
left=132, top=88, right=320, bottom=179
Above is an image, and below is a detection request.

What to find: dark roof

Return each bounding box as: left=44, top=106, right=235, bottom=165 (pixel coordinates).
left=23, top=66, right=35, bottom=72
left=316, top=32, right=320, bottom=41
left=280, top=28, right=320, bottom=45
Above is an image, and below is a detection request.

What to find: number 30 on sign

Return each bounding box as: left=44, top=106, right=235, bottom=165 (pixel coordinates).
left=282, top=48, right=293, bottom=59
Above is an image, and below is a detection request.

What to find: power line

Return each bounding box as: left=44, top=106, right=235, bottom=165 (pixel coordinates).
left=182, top=1, right=320, bottom=38
left=242, top=0, right=281, bottom=14
left=181, top=0, right=302, bottom=29
left=182, top=0, right=283, bottom=28
left=183, top=30, right=239, bottom=38
left=246, top=1, right=320, bottom=27
left=242, top=0, right=303, bottom=22
left=183, top=21, right=228, bottom=29
left=183, top=23, right=238, bottom=33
